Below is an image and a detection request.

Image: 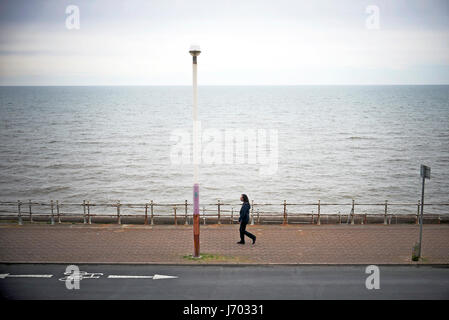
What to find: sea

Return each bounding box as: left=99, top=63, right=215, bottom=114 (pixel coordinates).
left=0, top=85, right=448, bottom=215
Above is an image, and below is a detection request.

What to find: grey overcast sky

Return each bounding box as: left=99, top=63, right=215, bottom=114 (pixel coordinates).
left=0, top=0, right=448, bottom=85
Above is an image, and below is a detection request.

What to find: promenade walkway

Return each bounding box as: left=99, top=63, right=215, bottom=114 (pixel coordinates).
left=0, top=224, right=448, bottom=264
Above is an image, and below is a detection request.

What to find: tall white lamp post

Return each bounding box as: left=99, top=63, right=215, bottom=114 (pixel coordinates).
left=190, top=45, right=201, bottom=258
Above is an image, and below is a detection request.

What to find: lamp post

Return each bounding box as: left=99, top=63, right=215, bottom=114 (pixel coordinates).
left=190, top=45, right=201, bottom=258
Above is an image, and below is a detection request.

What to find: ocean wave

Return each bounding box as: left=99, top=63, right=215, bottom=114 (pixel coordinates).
left=347, top=136, right=376, bottom=140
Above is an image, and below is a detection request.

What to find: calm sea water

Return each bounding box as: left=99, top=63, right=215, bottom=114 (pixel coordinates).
left=0, top=86, right=448, bottom=215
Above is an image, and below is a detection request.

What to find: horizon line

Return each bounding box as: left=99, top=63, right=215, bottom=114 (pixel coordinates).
left=1, top=84, right=449, bottom=87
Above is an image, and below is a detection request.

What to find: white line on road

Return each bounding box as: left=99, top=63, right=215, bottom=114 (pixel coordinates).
left=108, top=275, right=154, bottom=279
left=0, top=272, right=177, bottom=280
left=0, top=274, right=53, bottom=278
left=108, top=274, right=178, bottom=280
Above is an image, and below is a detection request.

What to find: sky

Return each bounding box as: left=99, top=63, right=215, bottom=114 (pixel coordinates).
left=0, top=0, right=448, bottom=85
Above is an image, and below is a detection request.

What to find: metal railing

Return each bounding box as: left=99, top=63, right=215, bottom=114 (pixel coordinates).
left=0, top=199, right=448, bottom=225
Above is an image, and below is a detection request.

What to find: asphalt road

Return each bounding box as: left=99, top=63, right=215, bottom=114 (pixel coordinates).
left=0, top=264, right=448, bottom=299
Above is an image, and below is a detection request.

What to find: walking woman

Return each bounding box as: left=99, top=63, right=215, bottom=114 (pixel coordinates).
left=237, top=194, right=256, bottom=244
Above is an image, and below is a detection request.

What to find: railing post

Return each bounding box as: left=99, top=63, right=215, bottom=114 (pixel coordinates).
left=150, top=200, right=154, bottom=225
left=251, top=200, right=255, bottom=225
left=174, top=206, right=177, bottom=225
left=317, top=200, right=321, bottom=225
left=29, top=200, right=33, bottom=223
left=338, top=212, right=341, bottom=224
left=351, top=199, right=355, bottom=225
left=203, top=206, right=206, bottom=225
left=144, top=203, right=148, bottom=225
left=87, top=200, right=91, bottom=224
left=83, top=200, right=87, bottom=224
left=117, top=200, right=121, bottom=225
left=384, top=200, right=388, bottom=225
left=50, top=200, right=55, bottom=225
left=257, top=209, right=260, bottom=224
left=416, top=200, right=420, bottom=224
left=17, top=200, right=23, bottom=225
left=231, top=207, right=234, bottom=224
left=184, top=200, right=188, bottom=225
left=57, top=200, right=61, bottom=224
left=217, top=200, right=221, bottom=224
left=364, top=213, right=367, bottom=225
left=283, top=200, right=287, bottom=225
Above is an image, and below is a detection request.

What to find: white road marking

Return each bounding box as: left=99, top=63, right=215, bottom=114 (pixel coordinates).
left=108, top=275, right=154, bottom=279
left=0, top=272, right=177, bottom=280
left=153, top=274, right=178, bottom=280
left=3, top=274, right=53, bottom=278
left=108, top=274, right=178, bottom=280
left=58, top=271, right=103, bottom=281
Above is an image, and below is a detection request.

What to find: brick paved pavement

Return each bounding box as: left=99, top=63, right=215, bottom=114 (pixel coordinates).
left=0, top=223, right=448, bottom=264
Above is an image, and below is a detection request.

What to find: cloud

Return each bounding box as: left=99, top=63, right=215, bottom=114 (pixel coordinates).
left=1, top=0, right=449, bottom=85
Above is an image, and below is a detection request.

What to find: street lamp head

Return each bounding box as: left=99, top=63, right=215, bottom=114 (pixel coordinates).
left=189, top=45, right=201, bottom=56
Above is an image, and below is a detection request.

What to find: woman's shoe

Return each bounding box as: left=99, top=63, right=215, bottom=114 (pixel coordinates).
left=237, top=241, right=245, bottom=244
left=252, top=236, right=256, bottom=244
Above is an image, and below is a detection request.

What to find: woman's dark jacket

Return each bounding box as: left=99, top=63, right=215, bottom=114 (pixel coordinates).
left=239, top=202, right=251, bottom=224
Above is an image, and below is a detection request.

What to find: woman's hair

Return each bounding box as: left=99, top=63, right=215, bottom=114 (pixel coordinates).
left=241, top=194, right=249, bottom=203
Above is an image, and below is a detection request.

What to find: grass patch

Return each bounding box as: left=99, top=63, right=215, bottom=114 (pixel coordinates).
left=412, top=256, right=429, bottom=263
left=182, top=253, right=249, bottom=263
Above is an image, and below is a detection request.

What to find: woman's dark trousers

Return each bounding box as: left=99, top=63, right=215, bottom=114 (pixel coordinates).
left=239, top=221, right=255, bottom=243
